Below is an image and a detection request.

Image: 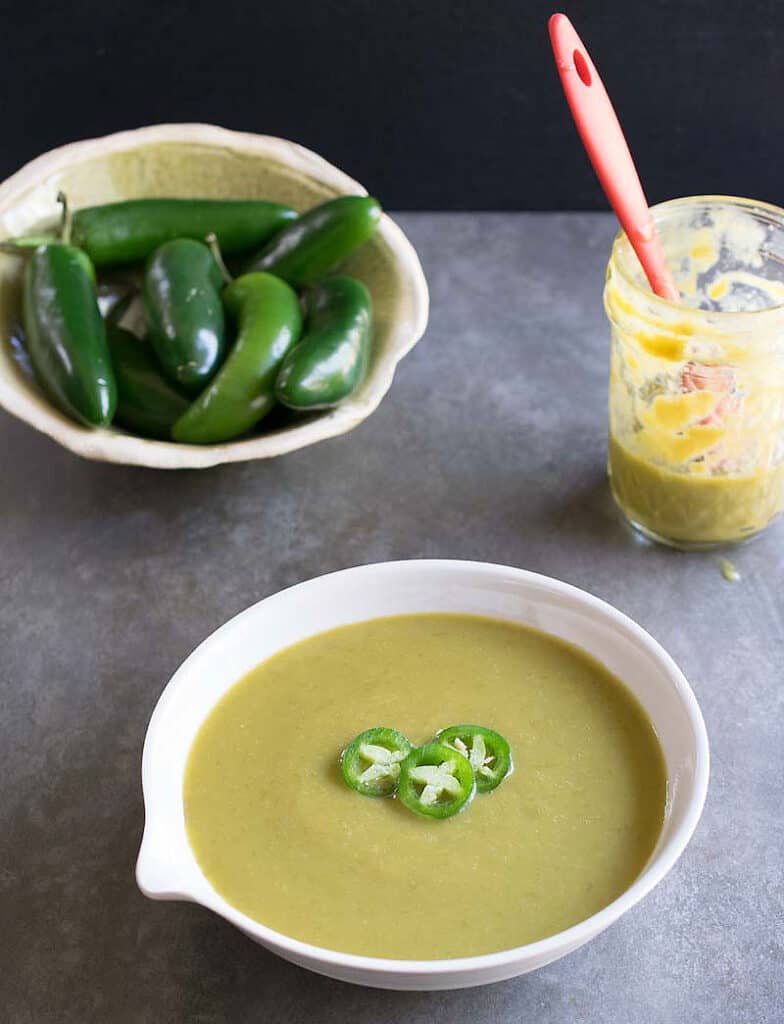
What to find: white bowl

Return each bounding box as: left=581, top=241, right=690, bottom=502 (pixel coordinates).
left=0, top=124, right=429, bottom=468
left=136, top=560, right=709, bottom=990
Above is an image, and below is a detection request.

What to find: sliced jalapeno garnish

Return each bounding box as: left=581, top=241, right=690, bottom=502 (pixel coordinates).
left=437, top=725, right=513, bottom=793
left=340, top=727, right=412, bottom=797
left=398, top=742, right=476, bottom=819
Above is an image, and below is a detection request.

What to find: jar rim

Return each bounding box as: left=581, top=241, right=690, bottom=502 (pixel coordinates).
left=611, top=194, right=784, bottom=321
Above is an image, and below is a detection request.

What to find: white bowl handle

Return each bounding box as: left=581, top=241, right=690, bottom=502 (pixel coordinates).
left=135, top=827, right=190, bottom=900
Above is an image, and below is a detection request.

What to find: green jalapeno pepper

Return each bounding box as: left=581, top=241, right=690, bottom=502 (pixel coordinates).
left=143, top=238, right=226, bottom=393
left=437, top=725, right=513, bottom=793
left=24, top=244, right=116, bottom=426
left=68, top=198, right=298, bottom=268
left=172, top=269, right=302, bottom=444
left=398, top=742, right=476, bottom=819
left=275, top=276, right=372, bottom=410
left=245, top=196, right=381, bottom=287
left=340, top=727, right=412, bottom=797
left=106, top=305, right=190, bottom=439
left=1, top=194, right=117, bottom=426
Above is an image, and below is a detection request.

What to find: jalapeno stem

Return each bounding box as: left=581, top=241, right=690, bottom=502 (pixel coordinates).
left=57, top=191, right=73, bottom=245
left=0, top=194, right=73, bottom=256
left=0, top=235, right=56, bottom=254
left=205, top=232, right=234, bottom=286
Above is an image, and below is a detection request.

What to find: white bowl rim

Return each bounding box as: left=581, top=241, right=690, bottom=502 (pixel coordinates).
left=0, top=123, right=430, bottom=468
left=137, top=558, right=710, bottom=976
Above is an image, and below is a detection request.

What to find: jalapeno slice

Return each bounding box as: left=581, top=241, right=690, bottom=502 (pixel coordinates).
left=340, top=727, right=412, bottom=797
left=397, top=742, right=476, bottom=819
left=437, top=725, right=513, bottom=793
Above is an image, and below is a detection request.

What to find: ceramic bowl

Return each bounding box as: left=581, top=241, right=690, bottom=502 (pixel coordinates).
left=0, top=124, right=429, bottom=468
left=136, top=559, right=710, bottom=990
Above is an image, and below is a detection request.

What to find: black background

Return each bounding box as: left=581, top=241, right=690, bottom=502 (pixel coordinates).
left=4, top=0, right=780, bottom=209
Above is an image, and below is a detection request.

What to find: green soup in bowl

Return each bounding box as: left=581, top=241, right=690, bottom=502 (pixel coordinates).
left=184, top=611, right=667, bottom=960
left=137, top=560, right=709, bottom=990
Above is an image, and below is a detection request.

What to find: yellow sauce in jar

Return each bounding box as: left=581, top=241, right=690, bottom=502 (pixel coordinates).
left=605, top=197, right=784, bottom=547
left=609, top=436, right=784, bottom=545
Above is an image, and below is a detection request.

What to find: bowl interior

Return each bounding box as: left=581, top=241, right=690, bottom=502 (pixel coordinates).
left=0, top=127, right=427, bottom=466
left=138, top=560, right=708, bottom=978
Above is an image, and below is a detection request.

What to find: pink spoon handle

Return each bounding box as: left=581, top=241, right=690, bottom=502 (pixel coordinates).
left=549, top=13, right=680, bottom=302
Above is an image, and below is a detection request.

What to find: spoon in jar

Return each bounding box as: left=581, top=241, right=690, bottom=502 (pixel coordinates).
left=549, top=13, right=681, bottom=302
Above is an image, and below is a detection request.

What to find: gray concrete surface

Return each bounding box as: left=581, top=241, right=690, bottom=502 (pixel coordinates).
left=1, top=214, right=782, bottom=1023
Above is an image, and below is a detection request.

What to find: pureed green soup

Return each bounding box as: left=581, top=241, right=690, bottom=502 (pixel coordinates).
left=184, top=614, right=667, bottom=960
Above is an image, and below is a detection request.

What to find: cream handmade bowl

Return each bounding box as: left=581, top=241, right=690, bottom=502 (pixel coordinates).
left=0, top=124, right=429, bottom=468
left=137, top=559, right=710, bottom=990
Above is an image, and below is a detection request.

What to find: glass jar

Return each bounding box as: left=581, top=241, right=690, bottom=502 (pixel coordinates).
left=605, top=196, right=784, bottom=548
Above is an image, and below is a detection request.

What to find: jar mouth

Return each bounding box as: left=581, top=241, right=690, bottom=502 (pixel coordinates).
left=612, top=195, right=784, bottom=321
